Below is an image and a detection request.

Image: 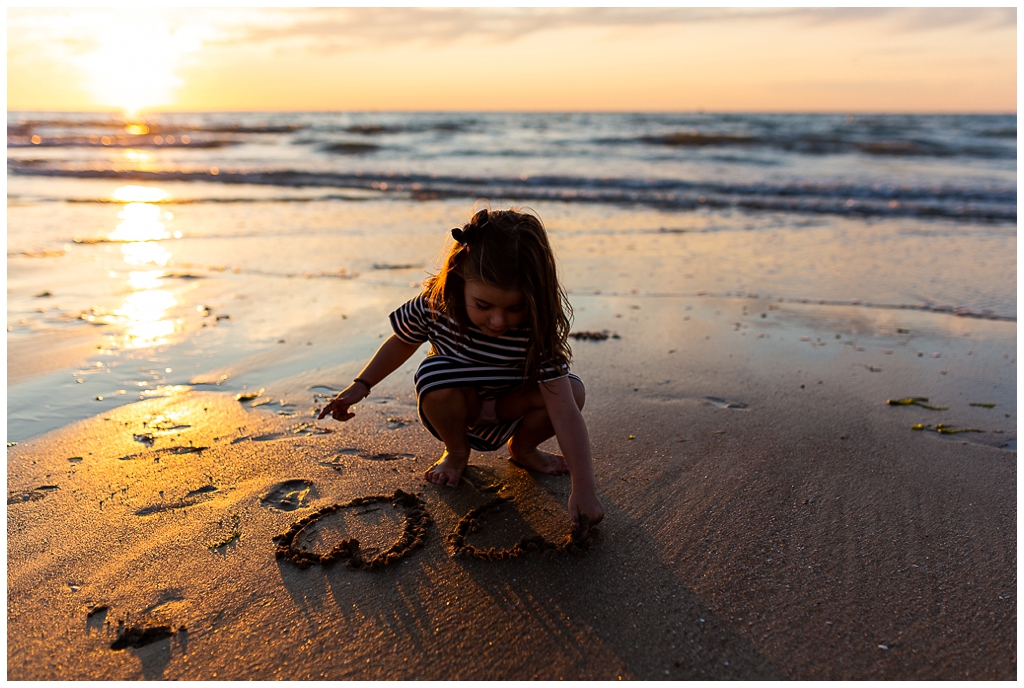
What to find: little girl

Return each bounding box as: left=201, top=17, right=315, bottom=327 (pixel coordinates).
left=319, top=207, right=604, bottom=533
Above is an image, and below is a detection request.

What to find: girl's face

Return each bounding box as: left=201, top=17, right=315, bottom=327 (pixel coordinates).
left=464, top=280, right=526, bottom=337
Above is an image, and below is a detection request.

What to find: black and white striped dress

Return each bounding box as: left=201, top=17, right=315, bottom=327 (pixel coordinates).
left=389, top=294, right=581, bottom=452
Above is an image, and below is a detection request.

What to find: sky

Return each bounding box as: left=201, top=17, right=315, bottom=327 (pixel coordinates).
left=6, top=7, right=1017, bottom=114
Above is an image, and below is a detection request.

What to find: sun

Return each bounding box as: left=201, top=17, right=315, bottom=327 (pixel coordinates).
left=74, top=17, right=202, bottom=116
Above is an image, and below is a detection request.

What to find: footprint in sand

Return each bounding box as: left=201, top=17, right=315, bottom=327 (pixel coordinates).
left=185, top=485, right=218, bottom=499
left=704, top=396, right=749, bottom=410
left=86, top=605, right=109, bottom=633
left=242, top=425, right=331, bottom=443
left=249, top=432, right=285, bottom=442
left=318, top=459, right=345, bottom=472
left=135, top=502, right=189, bottom=516
left=147, top=416, right=192, bottom=435
left=141, top=589, right=187, bottom=615
left=365, top=452, right=415, bottom=461
left=166, top=445, right=208, bottom=455
left=260, top=480, right=316, bottom=511
left=318, top=448, right=358, bottom=471
left=7, top=485, right=59, bottom=504
left=121, top=445, right=210, bottom=461
left=319, top=449, right=414, bottom=471
left=135, top=486, right=219, bottom=516
left=461, top=465, right=504, bottom=494
left=110, top=625, right=178, bottom=651
left=291, top=422, right=331, bottom=436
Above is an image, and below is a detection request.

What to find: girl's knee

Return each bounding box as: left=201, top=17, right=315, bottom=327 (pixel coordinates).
left=423, top=385, right=473, bottom=402
left=421, top=386, right=480, bottom=416
left=422, top=386, right=459, bottom=406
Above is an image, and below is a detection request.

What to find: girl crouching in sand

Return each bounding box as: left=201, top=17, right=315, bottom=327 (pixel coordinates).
left=319, top=208, right=604, bottom=533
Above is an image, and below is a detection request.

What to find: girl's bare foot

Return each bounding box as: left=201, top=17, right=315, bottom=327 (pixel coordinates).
left=507, top=440, right=569, bottom=475
left=424, top=449, right=469, bottom=487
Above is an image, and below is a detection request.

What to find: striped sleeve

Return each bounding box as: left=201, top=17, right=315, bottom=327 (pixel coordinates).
left=538, top=359, right=571, bottom=382
left=389, top=294, right=432, bottom=345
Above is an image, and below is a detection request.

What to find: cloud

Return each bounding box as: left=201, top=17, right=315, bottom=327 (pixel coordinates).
left=9, top=7, right=1014, bottom=62
left=797, top=7, right=1015, bottom=32
left=219, top=8, right=781, bottom=49
left=214, top=7, right=1016, bottom=52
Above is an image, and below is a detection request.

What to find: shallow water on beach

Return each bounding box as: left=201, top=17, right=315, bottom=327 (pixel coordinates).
left=6, top=112, right=1017, bottom=442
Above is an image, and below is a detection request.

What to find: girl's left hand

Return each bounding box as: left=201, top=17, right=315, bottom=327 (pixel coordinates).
left=568, top=489, right=605, bottom=538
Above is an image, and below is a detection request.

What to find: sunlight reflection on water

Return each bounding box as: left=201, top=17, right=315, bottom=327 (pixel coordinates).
left=112, top=185, right=167, bottom=203
left=107, top=185, right=182, bottom=348
left=115, top=288, right=178, bottom=348
left=110, top=203, right=169, bottom=242
left=127, top=270, right=164, bottom=290
left=121, top=241, right=171, bottom=266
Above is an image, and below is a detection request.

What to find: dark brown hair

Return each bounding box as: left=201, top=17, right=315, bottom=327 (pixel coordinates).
left=424, top=206, right=572, bottom=381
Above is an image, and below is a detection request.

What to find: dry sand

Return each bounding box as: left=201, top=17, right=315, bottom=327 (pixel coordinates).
left=7, top=295, right=1016, bottom=680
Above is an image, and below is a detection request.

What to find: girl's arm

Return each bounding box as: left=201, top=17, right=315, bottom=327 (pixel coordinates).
left=539, top=376, right=605, bottom=535
left=318, top=334, right=422, bottom=421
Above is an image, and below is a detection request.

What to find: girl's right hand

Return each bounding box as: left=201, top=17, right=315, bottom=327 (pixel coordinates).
left=568, top=489, right=605, bottom=539
left=317, top=383, right=369, bottom=421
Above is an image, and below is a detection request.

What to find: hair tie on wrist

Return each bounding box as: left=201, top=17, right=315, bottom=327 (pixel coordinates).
left=353, top=378, right=372, bottom=395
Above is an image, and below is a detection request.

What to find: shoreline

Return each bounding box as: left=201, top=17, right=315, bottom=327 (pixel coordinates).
left=8, top=285, right=1015, bottom=444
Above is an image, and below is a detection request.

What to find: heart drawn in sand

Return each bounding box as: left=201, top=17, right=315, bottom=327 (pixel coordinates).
left=274, top=489, right=431, bottom=570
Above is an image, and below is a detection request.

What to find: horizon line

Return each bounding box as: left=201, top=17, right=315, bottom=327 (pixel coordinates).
left=7, top=108, right=1017, bottom=116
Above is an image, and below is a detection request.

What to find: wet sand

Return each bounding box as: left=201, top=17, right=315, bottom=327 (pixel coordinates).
left=6, top=294, right=1016, bottom=680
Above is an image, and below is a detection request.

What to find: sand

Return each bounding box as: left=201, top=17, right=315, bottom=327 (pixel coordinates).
left=6, top=293, right=1017, bottom=680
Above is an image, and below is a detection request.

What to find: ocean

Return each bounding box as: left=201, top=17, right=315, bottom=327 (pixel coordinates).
left=7, top=111, right=1017, bottom=441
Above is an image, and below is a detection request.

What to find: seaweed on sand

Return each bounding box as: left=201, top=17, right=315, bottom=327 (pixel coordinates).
left=569, top=330, right=619, bottom=341
left=887, top=397, right=948, bottom=411
left=935, top=424, right=984, bottom=435
left=911, top=423, right=984, bottom=434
